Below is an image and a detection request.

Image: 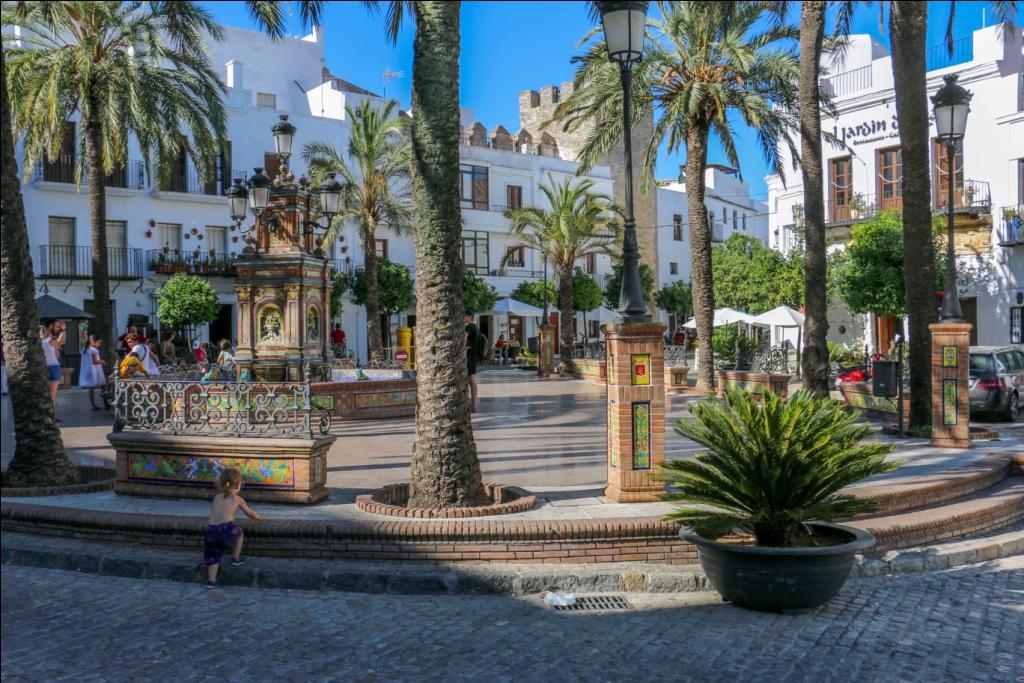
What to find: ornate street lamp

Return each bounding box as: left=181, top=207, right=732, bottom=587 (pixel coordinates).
left=318, top=172, right=342, bottom=219
left=598, top=0, right=650, bottom=324
left=931, top=74, right=972, bottom=322
left=271, top=114, right=297, bottom=183
left=226, top=179, right=249, bottom=228
left=247, top=167, right=271, bottom=214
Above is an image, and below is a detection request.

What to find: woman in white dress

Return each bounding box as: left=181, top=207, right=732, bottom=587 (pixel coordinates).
left=79, top=334, right=108, bottom=410
left=131, top=342, right=161, bottom=377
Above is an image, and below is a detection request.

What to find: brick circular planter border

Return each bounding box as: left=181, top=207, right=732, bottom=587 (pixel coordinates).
left=355, top=482, right=537, bottom=518
left=1, top=466, right=115, bottom=498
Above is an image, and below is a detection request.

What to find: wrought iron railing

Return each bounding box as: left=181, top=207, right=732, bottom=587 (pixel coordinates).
left=932, top=178, right=990, bottom=213
left=37, top=245, right=144, bottom=279
left=147, top=249, right=237, bottom=276
left=824, top=193, right=883, bottom=226
left=926, top=36, right=973, bottom=72
left=820, top=65, right=873, bottom=98
left=159, top=166, right=243, bottom=196
left=112, top=377, right=329, bottom=438
left=664, top=345, right=688, bottom=368
left=33, top=158, right=145, bottom=189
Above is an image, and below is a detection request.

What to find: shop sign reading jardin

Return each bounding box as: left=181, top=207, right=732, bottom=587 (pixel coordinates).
left=831, top=114, right=900, bottom=146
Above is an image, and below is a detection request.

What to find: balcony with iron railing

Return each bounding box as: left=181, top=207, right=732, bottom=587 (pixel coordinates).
left=157, top=166, right=243, bottom=196
left=32, top=159, right=146, bottom=190
left=926, top=36, right=973, bottom=72
left=146, top=249, right=237, bottom=277
left=820, top=65, right=873, bottom=98
left=932, top=179, right=990, bottom=214
left=997, top=206, right=1024, bottom=247
left=36, top=245, right=144, bottom=279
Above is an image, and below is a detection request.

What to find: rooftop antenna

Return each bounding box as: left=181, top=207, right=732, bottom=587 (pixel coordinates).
left=383, top=68, right=404, bottom=99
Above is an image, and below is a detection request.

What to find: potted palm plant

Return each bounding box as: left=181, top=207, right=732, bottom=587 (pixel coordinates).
left=662, top=388, right=897, bottom=613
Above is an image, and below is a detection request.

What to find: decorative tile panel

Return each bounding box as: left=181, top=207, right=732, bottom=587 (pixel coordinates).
left=127, top=453, right=294, bottom=488
left=632, top=401, right=651, bottom=470
left=631, top=354, right=651, bottom=385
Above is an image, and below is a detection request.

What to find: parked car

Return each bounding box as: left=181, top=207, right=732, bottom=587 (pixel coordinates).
left=969, top=346, right=1023, bottom=421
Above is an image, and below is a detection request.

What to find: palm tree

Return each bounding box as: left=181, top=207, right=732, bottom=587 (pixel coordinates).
left=1, top=46, right=78, bottom=487
left=550, top=1, right=800, bottom=393
left=798, top=1, right=859, bottom=399
left=4, top=2, right=228, bottom=367
left=246, top=0, right=488, bottom=507
left=503, top=176, right=620, bottom=373
left=303, top=99, right=412, bottom=361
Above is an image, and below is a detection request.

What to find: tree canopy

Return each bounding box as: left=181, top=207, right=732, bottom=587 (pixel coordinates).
left=712, top=233, right=804, bottom=314
left=833, top=211, right=945, bottom=317
left=654, top=280, right=693, bottom=320
left=604, top=262, right=655, bottom=310
left=463, top=269, right=499, bottom=314
left=349, top=259, right=415, bottom=317
left=510, top=280, right=558, bottom=310
left=157, top=275, right=220, bottom=330
left=569, top=267, right=605, bottom=314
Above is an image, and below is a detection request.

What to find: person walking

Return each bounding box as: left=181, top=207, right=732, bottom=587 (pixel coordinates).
left=41, top=319, right=66, bottom=405
left=79, top=334, right=108, bottom=410
left=464, top=310, right=480, bottom=413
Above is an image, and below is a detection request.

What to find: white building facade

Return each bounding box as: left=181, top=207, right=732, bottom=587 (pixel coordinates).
left=655, top=165, right=770, bottom=330
left=767, top=25, right=1024, bottom=350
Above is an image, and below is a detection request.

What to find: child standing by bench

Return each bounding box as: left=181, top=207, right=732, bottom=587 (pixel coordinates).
left=203, top=468, right=262, bottom=589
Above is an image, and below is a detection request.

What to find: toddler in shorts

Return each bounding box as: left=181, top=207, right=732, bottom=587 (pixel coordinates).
left=203, top=467, right=262, bottom=589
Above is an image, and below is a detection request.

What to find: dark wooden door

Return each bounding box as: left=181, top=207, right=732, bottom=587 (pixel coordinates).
left=830, top=156, right=852, bottom=222
left=877, top=147, right=903, bottom=212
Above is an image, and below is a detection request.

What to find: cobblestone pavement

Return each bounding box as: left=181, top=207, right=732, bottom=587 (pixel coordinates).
left=3, top=557, right=1022, bottom=682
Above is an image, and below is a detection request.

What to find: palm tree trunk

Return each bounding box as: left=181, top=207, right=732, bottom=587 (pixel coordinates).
left=890, top=1, right=936, bottom=430
left=83, top=100, right=114, bottom=368
left=363, top=240, right=383, bottom=360
left=557, top=264, right=574, bottom=373
left=1, top=48, right=78, bottom=486
left=685, top=127, right=715, bottom=393
left=799, top=0, right=830, bottom=399
left=407, top=1, right=487, bottom=508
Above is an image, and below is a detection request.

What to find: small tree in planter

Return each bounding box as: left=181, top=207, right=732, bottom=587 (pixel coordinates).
left=157, top=274, right=221, bottom=344
left=662, top=389, right=897, bottom=611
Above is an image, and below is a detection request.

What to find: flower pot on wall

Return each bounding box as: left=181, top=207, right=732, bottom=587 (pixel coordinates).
left=683, top=522, right=874, bottom=613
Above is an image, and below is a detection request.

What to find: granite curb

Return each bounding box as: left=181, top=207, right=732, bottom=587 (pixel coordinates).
left=3, top=528, right=1020, bottom=596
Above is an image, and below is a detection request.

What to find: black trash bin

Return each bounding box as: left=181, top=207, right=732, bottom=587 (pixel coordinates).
left=872, top=361, right=899, bottom=398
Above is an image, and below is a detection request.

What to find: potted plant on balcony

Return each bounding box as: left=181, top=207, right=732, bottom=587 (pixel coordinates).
left=152, top=252, right=168, bottom=274
left=848, top=193, right=866, bottom=220
left=960, top=183, right=976, bottom=209
left=662, top=388, right=897, bottom=613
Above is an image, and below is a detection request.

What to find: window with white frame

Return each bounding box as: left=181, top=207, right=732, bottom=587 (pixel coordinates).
left=256, top=92, right=277, bottom=110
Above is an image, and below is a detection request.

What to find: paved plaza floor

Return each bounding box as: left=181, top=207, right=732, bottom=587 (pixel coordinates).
left=2, top=557, right=1022, bottom=682
left=2, top=368, right=1020, bottom=523
left=2, top=368, right=1019, bottom=524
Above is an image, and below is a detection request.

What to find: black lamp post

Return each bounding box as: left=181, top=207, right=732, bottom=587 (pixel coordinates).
left=931, top=74, right=971, bottom=322
left=597, top=0, right=650, bottom=324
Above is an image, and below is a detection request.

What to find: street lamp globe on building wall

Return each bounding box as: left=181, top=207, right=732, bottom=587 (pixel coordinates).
left=598, top=0, right=651, bottom=324
left=227, top=179, right=249, bottom=228
left=931, top=73, right=972, bottom=322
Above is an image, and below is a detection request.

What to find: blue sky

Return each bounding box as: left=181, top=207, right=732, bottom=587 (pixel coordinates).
left=201, top=1, right=1013, bottom=199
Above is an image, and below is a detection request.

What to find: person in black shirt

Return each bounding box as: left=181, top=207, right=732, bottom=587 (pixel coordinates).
left=464, top=309, right=479, bottom=413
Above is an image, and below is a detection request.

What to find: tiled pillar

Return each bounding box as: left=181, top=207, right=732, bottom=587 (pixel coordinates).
left=929, top=322, right=971, bottom=449
left=235, top=285, right=253, bottom=369
left=538, top=323, right=555, bottom=377
left=603, top=322, right=667, bottom=502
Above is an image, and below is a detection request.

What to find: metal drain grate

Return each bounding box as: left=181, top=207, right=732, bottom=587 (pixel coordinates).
left=549, top=595, right=632, bottom=612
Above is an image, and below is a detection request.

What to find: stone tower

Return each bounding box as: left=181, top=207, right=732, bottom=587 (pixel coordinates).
left=519, top=83, right=659, bottom=302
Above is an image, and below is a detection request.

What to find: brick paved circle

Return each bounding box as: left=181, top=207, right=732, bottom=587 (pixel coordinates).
left=2, top=557, right=1021, bottom=682
left=355, top=482, right=537, bottom=518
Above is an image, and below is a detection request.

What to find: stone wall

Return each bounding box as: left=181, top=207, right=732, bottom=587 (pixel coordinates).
left=519, top=83, right=659, bottom=312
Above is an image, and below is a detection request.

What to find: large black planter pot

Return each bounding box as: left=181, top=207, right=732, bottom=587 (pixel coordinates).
left=683, top=522, right=875, bottom=613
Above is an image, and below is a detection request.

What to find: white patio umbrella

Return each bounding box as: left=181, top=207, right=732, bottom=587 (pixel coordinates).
left=682, top=307, right=756, bottom=329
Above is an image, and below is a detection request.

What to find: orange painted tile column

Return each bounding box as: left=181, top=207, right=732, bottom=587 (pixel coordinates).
left=603, top=322, right=667, bottom=502
left=929, top=322, right=972, bottom=449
